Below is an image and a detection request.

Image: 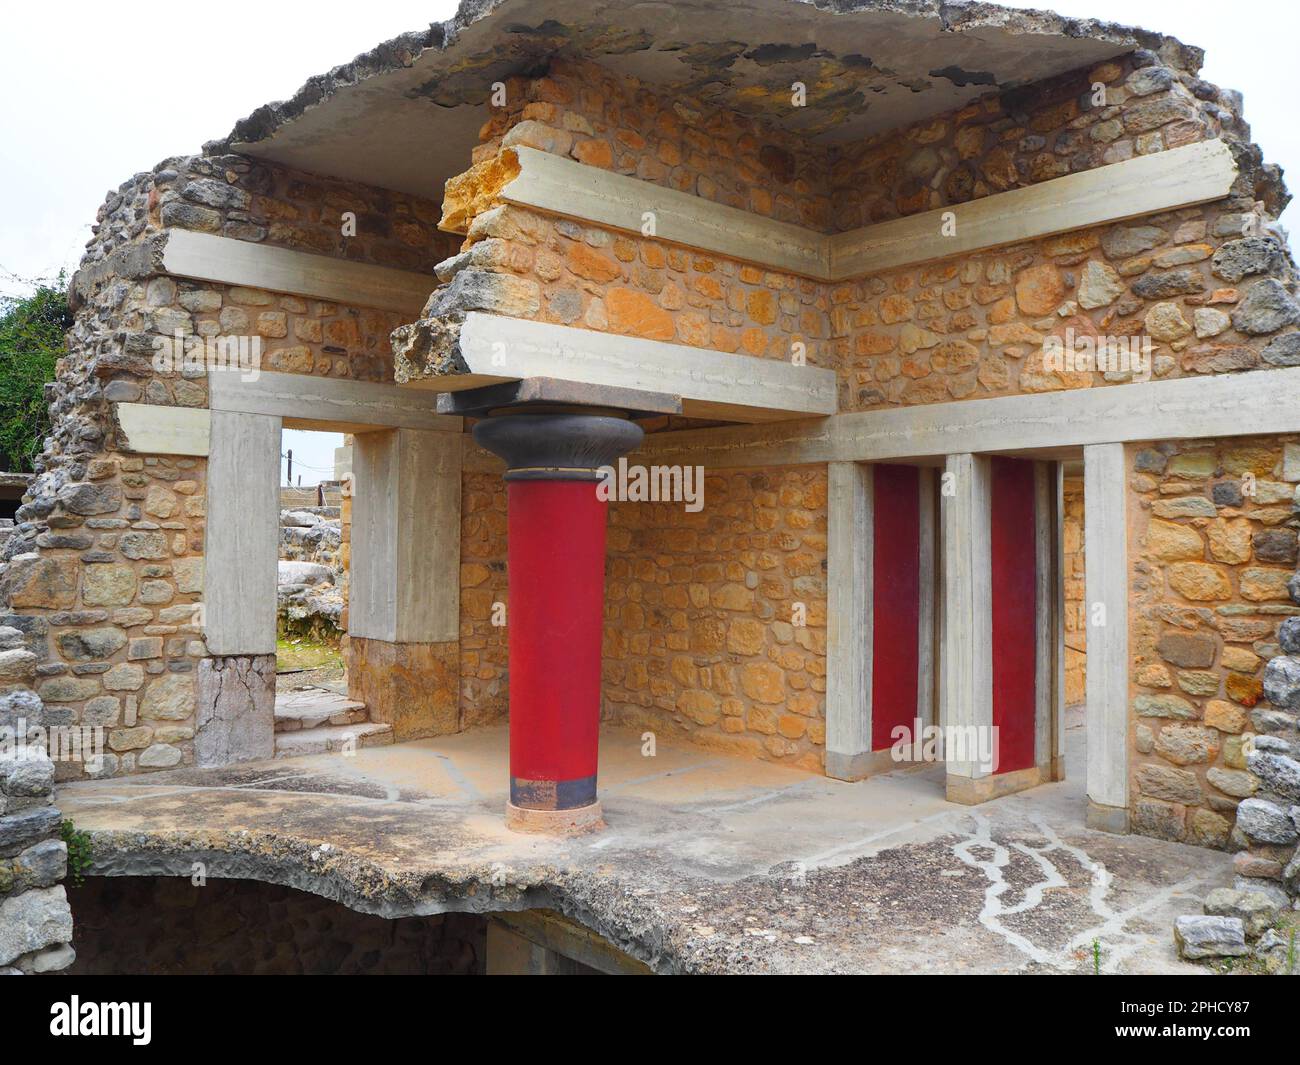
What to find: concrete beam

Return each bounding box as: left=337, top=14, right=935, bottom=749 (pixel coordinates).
left=410, top=312, right=837, bottom=422
left=115, top=404, right=210, bottom=456
left=1083, top=442, right=1130, bottom=833
left=829, top=140, right=1237, bottom=277
left=208, top=371, right=461, bottom=434
left=162, top=230, right=434, bottom=315
left=500, top=146, right=828, bottom=278
left=203, top=411, right=281, bottom=656
left=492, top=141, right=1235, bottom=281
left=638, top=366, right=1300, bottom=468
left=349, top=428, right=461, bottom=644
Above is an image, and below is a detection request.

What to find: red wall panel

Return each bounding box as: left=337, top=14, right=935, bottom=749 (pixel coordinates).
left=989, top=457, right=1038, bottom=774
left=871, top=465, right=921, bottom=751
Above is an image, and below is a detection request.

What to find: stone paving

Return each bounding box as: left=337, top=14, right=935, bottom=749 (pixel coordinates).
left=57, top=719, right=1230, bottom=973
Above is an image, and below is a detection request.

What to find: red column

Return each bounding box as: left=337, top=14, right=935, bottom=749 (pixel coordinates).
left=473, top=413, right=643, bottom=833
left=507, top=479, right=606, bottom=822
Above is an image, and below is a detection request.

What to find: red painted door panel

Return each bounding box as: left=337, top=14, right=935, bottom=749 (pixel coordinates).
left=871, top=464, right=921, bottom=751
left=989, top=457, right=1037, bottom=774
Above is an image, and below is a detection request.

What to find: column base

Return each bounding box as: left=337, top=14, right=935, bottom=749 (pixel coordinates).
left=506, top=801, right=606, bottom=836
left=826, top=748, right=935, bottom=782
left=1086, top=800, right=1130, bottom=835
left=946, top=764, right=1050, bottom=805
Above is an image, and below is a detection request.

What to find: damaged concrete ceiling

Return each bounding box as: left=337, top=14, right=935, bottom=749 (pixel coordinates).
left=213, top=0, right=1200, bottom=203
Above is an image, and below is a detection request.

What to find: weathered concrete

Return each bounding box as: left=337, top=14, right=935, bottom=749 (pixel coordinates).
left=211, top=0, right=1197, bottom=201
left=58, top=721, right=1229, bottom=974
left=195, top=654, right=276, bottom=767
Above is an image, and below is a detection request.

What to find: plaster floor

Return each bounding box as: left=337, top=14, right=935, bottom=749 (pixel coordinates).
left=57, top=719, right=1229, bottom=974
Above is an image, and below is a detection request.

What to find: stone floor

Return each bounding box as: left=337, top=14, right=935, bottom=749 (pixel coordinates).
left=57, top=719, right=1230, bottom=974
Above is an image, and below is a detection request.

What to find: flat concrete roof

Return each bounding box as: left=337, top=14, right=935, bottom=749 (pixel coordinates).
left=210, top=0, right=1199, bottom=202
left=59, top=720, right=1228, bottom=973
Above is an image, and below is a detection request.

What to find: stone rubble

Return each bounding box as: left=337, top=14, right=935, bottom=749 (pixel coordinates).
left=0, top=677, right=75, bottom=974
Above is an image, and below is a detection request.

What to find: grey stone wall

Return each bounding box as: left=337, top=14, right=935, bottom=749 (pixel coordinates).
left=0, top=672, right=75, bottom=974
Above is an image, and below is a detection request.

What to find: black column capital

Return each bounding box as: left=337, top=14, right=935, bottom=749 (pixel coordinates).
left=472, top=413, right=644, bottom=481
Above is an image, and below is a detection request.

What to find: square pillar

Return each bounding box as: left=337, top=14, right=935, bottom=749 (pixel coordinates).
left=825, top=461, right=873, bottom=779
left=203, top=410, right=281, bottom=655
left=349, top=428, right=461, bottom=644
left=941, top=453, right=994, bottom=795
left=1083, top=442, right=1130, bottom=833
left=348, top=428, right=462, bottom=741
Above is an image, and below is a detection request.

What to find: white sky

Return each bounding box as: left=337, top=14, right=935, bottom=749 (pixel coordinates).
left=2, top=0, right=1296, bottom=477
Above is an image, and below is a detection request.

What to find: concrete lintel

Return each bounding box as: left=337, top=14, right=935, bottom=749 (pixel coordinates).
left=435, top=375, right=682, bottom=417
left=115, top=403, right=211, bottom=457
left=208, top=370, right=461, bottom=434
left=410, top=312, right=837, bottom=423
left=497, top=141, right=1236, bottom=282
left=637, top=366, right=1300, bottom=469
left=163, top=229, right=435, bottom=315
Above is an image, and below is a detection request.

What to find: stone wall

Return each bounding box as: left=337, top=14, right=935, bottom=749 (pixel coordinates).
left=459, top=58, right=831, bottom=231
left=458, top=473, right=509, bottom=729
left=0, top=680, right=75, bottom=974
left=828, top=51, right=1276, bottom=227
left=1128, top=435, right=1300, bottom=848
left=602, top=467, right=827, bottom=770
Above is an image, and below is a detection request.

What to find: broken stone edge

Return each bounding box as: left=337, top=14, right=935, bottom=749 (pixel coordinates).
left=79, top=827, right=705, bottom=974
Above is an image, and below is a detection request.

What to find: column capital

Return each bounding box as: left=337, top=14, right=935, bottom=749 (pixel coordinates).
left=472, top=412, right=644, bottom=481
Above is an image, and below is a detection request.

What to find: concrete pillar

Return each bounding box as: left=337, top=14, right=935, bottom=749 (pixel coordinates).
left=473, top=413, right=642, bottom=834
left=203, top=410, right=280, bottom=655
left=941, top=453, right=994, bottom=797
left=347, top=428, right=463, bottom=741
left=825, top=461, right=873, bottom=779
left=1083, top=442, right=1130, bottom=833
left=349, top=428, right=461, bottom=645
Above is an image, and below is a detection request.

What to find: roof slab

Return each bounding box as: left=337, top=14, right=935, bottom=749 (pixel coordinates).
left=212, top=0, right=1200, bottom=201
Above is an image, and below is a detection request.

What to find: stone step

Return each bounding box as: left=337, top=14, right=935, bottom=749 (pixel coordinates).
left=274, top=687, right=367, bottom=733
left=273, top=722, right=393, bottom=758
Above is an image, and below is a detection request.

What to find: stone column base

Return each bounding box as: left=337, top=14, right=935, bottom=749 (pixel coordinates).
left=946, top=764, right=1050, bottom=805
left=346, top=636, right=459, bottom=741
left=1086, top=800, right=1130, bottom=834
left=196, top=654, right=275, bottom=768
left=506, top=801, right=605, bottom=836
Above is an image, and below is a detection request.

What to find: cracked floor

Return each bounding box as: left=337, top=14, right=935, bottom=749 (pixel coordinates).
left=57, top=717, right=1228, bottom=974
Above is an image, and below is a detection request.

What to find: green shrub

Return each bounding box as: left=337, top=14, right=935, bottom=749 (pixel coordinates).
left=0, top=277, right=70, bottom=471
